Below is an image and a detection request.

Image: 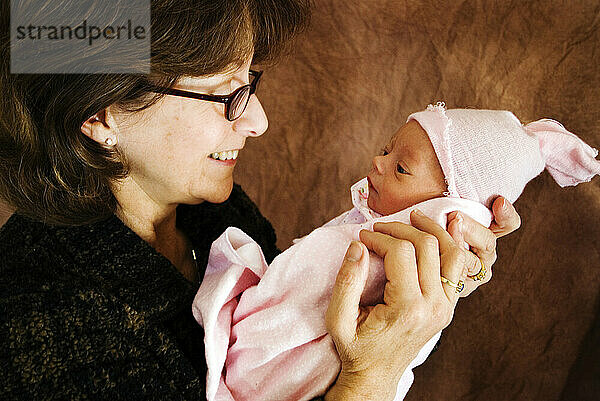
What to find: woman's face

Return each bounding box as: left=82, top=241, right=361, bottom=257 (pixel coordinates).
left=112, top=60, right=268, bottom=206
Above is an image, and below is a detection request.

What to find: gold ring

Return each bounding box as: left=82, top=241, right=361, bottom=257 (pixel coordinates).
left=467, top=260, right=487, bottom=281
left=440, top=275, right=464, bottom=293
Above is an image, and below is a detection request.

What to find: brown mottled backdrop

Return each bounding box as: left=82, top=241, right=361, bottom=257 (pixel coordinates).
left=0, top=1, right=598, bottom=400
left=234, top=1, right=600, bottom=400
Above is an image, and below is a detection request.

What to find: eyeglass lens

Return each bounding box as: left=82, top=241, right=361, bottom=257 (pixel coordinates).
left=229, top=86, right=251, bottom=120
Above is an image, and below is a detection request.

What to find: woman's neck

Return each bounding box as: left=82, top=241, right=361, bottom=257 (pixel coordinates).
left=112, top=177, right=178, bottom=245
left=111, top=177, right=198, bottom=282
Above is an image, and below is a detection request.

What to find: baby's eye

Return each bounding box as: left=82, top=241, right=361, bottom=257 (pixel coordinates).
left=396, top=164, right=408, bottom=174
left=381, top=148, right=389, bottom=156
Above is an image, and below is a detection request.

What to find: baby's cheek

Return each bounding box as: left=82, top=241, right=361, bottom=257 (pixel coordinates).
left=374, top=192, right=399, bottom=215
left=383, top=191, right=408, bottom=212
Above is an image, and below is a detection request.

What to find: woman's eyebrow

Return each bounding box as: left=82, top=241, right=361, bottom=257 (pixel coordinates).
left=174, top=78, right=223, bottom=92
left=177, top=69, right=243, bottom=90
left=185, top=70, right=251, bottom=93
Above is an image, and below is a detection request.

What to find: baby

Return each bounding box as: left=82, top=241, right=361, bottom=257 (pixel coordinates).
left=193, top=103, right=600, bottom=401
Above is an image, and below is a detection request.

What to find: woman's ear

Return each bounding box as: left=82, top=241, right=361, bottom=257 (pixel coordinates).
left=80, top=108, right=119, bottom=147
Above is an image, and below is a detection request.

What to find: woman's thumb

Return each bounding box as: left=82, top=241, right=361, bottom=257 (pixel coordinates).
left=326, top=241, right=369, bottom=346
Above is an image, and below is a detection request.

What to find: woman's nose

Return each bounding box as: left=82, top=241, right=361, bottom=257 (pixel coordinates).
left=372, top=155, right=385, bottom=174
left=233, top=95, right=268, bottom=137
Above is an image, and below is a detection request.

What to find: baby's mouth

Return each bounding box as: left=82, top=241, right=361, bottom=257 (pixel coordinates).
left=208, top=149, right=239, bottom=161
left=367, top=176, right=377, bottom=194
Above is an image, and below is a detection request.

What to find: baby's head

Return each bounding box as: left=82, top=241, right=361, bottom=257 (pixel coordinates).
left=367, top=103, right=600, bottom=216
left=367, top=119, right=446, bottom=215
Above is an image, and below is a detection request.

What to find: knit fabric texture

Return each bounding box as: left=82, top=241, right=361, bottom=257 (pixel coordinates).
left=407, top=103, right=600, bottom=207
left=0, top=184, right=279, bottom=401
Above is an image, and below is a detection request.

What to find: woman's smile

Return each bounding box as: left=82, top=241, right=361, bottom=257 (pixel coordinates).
left=208, top=148, right=241, bottom=166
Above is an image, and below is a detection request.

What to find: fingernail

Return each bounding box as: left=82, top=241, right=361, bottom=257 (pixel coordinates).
left=346, top=241, right=363, bottom=262
left=500, top=197, right=508, bottom=212
left=457, top=213, right=464, bottom=233
left=413, top=208, right=425, bottom=217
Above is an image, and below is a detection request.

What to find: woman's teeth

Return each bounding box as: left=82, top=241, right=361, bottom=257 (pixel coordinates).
left=209, top=150, right=239, bottom=161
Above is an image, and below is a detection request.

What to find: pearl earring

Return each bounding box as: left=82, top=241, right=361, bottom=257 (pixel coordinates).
left=105, top=137, right=115, bottom=146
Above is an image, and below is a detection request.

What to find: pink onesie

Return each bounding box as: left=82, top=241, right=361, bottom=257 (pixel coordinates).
left=193, top=178, right=492, bottom=401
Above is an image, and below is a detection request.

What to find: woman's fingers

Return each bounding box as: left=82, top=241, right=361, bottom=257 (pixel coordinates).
left=447, top=210, right=497, bottom=267
left=447, top=211, right=496, bottom=298
left=326, top=241, right=369, bottom=348
left=371, top=219, right=440, bottom=296
left=489, top=196, right=521, bottom=238
left=367, top=220, right=440, bottom=296
left=326, top=217, right=467, bottom=400
left=465, top=251, right=492, bottom=283
left=453, top=250, right=492, bottom=298
left=446, top=212, right=467, bottom=250
left=445, top=198, right=521, bottom=298
left=407, top=210, right=465, bottom=301
left=359, top=229, right=420, bottom=304
left=372, top=211, right=464, bottom=302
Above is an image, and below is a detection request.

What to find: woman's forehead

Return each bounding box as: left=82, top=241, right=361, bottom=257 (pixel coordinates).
left=176, top=59, right=252, bottom=89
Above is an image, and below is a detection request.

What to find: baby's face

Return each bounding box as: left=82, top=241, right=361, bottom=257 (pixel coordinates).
left=367, top=120, right=447, bottom=215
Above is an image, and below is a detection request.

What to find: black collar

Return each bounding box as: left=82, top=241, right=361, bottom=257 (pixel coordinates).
left=0, top=204, right=205, bottom=323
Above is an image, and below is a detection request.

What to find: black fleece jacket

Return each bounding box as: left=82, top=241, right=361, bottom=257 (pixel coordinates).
left=0, top=184, right=280, bottom=400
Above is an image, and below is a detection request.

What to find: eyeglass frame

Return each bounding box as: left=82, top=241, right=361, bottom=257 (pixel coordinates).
left=148, top=70, right=263, bottom=121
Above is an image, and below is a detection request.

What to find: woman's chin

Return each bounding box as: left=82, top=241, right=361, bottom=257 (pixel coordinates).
left=203, top=180, right=234, bottom=204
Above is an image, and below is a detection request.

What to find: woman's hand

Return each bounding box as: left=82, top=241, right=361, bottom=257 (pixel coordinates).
left=446, top=196, right=521, bottom=297
left=324, top=210, right=465, bottom=401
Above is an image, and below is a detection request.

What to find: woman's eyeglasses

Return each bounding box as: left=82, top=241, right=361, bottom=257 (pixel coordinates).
left=149, top=70, right=263, bottom=121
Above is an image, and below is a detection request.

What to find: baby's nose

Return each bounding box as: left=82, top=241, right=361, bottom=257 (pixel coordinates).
left=372, top=156, right=384, bottom=174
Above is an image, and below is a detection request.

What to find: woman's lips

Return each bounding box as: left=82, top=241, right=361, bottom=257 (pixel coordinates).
left=208, top=157, right=237, bottom=166
left=208, top=149, right=240, bottom=166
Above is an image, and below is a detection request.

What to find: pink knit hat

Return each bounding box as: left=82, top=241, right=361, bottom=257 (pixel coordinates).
left=407, top=102, right=600, bottom=207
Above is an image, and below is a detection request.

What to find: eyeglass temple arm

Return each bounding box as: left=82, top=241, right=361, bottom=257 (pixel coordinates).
left=149, top=70, right=262, bottom=101
left=149, top=86, right=230, bottom=103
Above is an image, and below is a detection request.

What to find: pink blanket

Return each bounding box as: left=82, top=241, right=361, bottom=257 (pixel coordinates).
left=193, top=179, right=492, bottom=401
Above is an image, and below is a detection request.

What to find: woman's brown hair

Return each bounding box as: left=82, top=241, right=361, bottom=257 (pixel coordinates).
left=0, top=0, right=311, bottom=225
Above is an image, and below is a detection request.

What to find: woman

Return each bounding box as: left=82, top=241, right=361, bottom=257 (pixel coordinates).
left=0, top=0, right=520, bottom=399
